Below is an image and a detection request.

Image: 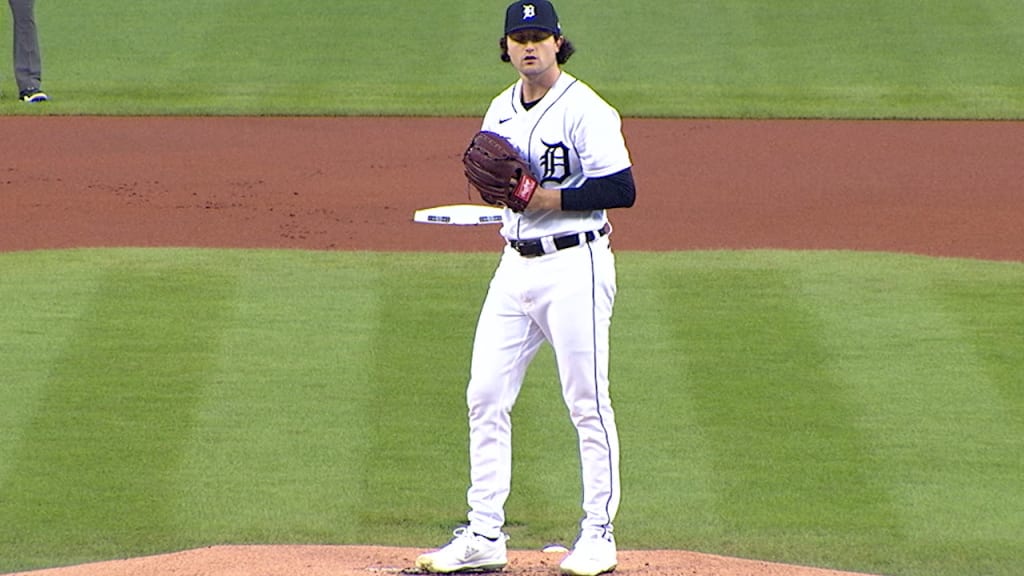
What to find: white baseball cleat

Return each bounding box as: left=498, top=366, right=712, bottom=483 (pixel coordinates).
left=415, top=527, right=508, bottom=573
left=559, top=533, right=617, bottom=576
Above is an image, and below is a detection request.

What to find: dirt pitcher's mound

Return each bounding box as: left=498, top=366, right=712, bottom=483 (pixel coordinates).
left=5, top=545, right=880, bottom=576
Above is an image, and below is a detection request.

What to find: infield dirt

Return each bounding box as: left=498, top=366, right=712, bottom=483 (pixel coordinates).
left=2, top=117, right=1021, bottom=260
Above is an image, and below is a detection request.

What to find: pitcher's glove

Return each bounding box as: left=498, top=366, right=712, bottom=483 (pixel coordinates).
left=462, top=131, right=538, bottom=212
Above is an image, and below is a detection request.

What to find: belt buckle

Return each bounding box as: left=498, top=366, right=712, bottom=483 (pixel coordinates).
left=512, top=239, right=543, bottom=257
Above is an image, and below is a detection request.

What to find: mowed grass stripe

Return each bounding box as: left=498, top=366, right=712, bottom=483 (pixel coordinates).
left=794, top=255, right=1024, bottom=576
left=359, top=254, right=494, bottom=541
left=920, top=269, right=1024, bottom=575
left=658, top=256, right=899, bottom=571
left=0, top=260, right=236, bottom=568
left=613, top=263, right=723, bottom=547
left=173, top=251, right=384, bottom=545
left=0, top=253, right=102, bottom=486
left=936, top=275, right=1024, bottom=408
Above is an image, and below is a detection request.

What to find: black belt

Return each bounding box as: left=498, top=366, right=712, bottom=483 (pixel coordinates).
left=509, top=224, right=610, bottom=258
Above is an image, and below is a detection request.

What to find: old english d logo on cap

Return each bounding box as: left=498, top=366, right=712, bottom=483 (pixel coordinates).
left=505, top=0, right=561, bottom=35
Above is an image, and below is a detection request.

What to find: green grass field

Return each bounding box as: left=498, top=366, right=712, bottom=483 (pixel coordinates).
left=1, top=1, right=1022, bottom=575
left=1, top=249, right=1022, bottom=575
left=1, top=0, right=1022, bottom=117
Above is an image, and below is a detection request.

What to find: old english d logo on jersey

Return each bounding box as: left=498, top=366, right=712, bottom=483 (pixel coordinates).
left=539, top=139, right=570, bottom=185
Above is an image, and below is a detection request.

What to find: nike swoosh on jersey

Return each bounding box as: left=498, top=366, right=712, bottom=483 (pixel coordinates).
left=499, top=117, right=513, bottom=124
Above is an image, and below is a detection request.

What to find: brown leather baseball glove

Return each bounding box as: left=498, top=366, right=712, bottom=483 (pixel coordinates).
left=462, top=131, right=538, bottom=212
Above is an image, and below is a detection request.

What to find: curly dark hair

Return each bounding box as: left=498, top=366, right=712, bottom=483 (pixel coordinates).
left=499, top=36, right=575, bottom=64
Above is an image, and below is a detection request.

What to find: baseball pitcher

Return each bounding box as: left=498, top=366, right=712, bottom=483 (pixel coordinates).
left=417, top=2, right=636, bottom=575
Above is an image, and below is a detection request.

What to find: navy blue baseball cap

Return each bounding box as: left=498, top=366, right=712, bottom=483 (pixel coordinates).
left=505, top=1, right=561, bottom=36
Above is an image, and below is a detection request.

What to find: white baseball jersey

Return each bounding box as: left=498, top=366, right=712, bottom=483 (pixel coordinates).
left=481, top=71, right=632, bottom=240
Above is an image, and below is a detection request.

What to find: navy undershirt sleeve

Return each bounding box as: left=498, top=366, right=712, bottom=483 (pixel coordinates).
left=560, top=167, right=636, bottom=211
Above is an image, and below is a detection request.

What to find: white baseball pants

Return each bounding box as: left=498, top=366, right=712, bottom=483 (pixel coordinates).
left=465, top=236, right=620, bottom=541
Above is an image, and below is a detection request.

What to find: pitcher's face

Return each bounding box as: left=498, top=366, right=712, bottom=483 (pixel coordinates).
left=506, top=29, right=562, bottom=79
